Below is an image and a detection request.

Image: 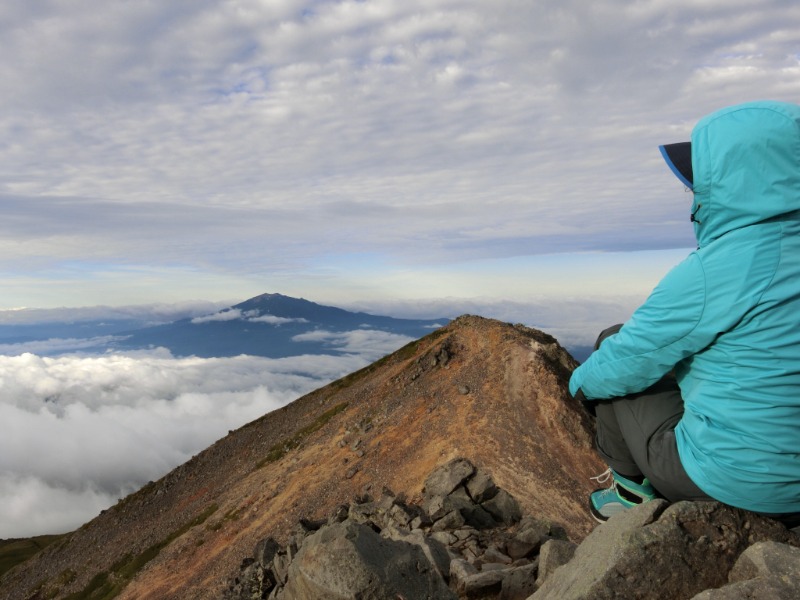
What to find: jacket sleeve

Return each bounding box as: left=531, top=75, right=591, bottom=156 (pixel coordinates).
left=569, top=253, right=713, bottom=399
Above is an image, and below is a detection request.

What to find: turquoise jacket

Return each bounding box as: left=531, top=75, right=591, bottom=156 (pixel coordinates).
left=569, top=101, right=800, bottom=513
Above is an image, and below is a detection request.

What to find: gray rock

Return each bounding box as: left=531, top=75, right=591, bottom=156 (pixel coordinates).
left=462, top=503, right=500, bottom=530
left=424, top=458, right=476, bottom=498
left=466, top=469, right=499, bottom=503
left=483, top=546, right=513, bottom=565
left=450, top=557, right=480, bottom=587
left=453, top=527, right=479, bottom=541
left=282, top=520, right=456, bottom=600
left=432, top=530, right=459, bottom=545
left=328, top=504, right=349, bottom=524
left=516, top=517, right=554, bottom=543
left=507, top=518, right=553, bottom=559
left=422, top=493, right=449, bottom=521
left=691, top=541, right=800, bottom=599
left=535, top=539, right=577, bottom=587
left=532, top=500, right=798, bottom=600
left=226, top=560, right=275, bottom=600
left=382, top=526, right=453, bottom=583
left=482, top=489, right=522, bottom=526
left=347, top=500, right=377, bottom=524
left=448, top=485, right=479, bottom=512
left=267, top=585, right=284, bottom=600
left=227, top=456, right=800, bottom=600
left=254, top=537, right=281, bottom=568
left=431, top=509, right=467, bottom=532
left=730, top=540, right=800, bottom=584
left=480, top=562, right=510, bottom=572
left=500, top=562, right=539, bottom=600
left=422, top=484, right=497, bottom=530
left=388, top=502, right=414, bottom=528
left=458, top=570, right=506, bottom=599
left=505, top=538, right=537, bottom=561
left=271, top=551, right=290, bottom=586
left=411, top=513, right=433, bottom=529
left=376, top=489, right=396, bottom=511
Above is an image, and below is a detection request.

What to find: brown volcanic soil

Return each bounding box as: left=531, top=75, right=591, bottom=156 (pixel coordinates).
left=0, top=315, right=605, bottom=600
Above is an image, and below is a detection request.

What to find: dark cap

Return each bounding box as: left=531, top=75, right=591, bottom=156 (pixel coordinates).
left=659, top=142, right=693, bottom=189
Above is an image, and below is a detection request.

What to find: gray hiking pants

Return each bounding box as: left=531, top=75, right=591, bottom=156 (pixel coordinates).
left=589, top=324, right=712, bottom=502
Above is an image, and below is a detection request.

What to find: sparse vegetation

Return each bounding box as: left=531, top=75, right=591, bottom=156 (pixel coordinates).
left=328, top=328, right=449, bottom=391
left=58, top=503, right=218, bottom=600
left=206, top=505, right=244, bottom=532
left=0, top=534, right=68, bottom=578
left=108, top=479, right=158, bottom=515
left=256, top=402, right=349, bottom=469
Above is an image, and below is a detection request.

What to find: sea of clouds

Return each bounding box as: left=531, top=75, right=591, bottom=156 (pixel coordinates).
left=0, top=331, right=411, bottom=539
left=0, top=294, right=645, bottom=539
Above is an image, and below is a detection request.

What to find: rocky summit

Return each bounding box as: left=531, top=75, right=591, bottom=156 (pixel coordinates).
left=2, top=315, right=799, bottom=599
left=224, top=458, right=563, bottom=599
left=225, top=459, right=800, bottom=600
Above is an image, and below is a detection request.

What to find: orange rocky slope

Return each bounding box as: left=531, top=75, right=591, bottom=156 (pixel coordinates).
left=0, top=315, right=604, bottom=600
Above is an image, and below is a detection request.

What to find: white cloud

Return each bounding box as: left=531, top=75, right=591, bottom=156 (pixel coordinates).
left=292, top=329, right=415, bottom=359
left=190, top=309, right=310, bottom=325
left=191, top=309, right=244, bottom=323
left=337, top=295, right=646, bottom=351
left=0, top=336, right=126, bottom=356
left=0, top=473, right=117, bottom=539
left=0, top=301, right=234, bottom=325
left=248, top=314, right=309, bottom=325
left=0, top=350, right=368, bottom=538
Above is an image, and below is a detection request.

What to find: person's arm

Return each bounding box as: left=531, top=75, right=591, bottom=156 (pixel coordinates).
left=569, top=253, right=713, bottom=400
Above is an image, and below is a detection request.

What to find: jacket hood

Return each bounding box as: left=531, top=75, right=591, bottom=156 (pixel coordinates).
left=690, top=101, right=800, bottom=246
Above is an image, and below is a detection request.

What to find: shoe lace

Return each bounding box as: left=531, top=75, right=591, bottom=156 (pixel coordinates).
left=590, top=468, right=613, bottom=485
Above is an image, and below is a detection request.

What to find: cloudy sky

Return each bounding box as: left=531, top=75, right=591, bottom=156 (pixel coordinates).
left=3, top=0, right=798, bottom=314
left=2, top=0, right=800, bottom=537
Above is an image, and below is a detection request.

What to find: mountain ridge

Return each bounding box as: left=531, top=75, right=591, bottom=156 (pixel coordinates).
left=0, top=315, right=604, bottom=600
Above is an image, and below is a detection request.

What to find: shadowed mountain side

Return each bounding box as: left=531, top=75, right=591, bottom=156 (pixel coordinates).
left=0, top=315, right=604, bottom=600
left=113, top=293, right=449, bottom=358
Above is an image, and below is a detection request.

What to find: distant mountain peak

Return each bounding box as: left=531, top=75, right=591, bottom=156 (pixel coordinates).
left=233, top=293, right=346, bottom=318
left=238, top=292, right=297, bottom=304
left=116, top=294, right=450, bottom=359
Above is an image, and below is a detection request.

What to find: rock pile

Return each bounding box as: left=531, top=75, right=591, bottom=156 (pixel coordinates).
left=533, top=499, right=800, bottom=600
left=225, top=458, right=800, bottom=600
left=224, top=458, right=572, bottom=600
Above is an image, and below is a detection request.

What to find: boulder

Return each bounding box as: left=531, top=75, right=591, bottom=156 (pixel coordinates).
left=466, top=469, right=500, bottom=503
left=482, top=489, right=522, bottom=526
left=382, top=526, right=453, bottom=582
left=457, top=570, right=507, bottom=599
left=499, top=563, right=539, bottom=600
left=282, top=520, right=456, bottom=600
left=507, top=517, right=559, bottom=559
left=690, top=541, right=800, bottom=599
left=227, top=458, right=800, bottom=600
left=423, top=458, right=476, bottom=498
left=535, top=539, right=577, bottom=586
left=227, top=459, right=548, bottom=600
left=532, top=500, right=799, bottom=600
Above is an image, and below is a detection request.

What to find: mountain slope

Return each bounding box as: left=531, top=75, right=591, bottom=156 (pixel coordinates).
left=0, top=315, right=604, bottom=600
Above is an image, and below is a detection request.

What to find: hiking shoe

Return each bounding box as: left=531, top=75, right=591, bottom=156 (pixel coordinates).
left=589, top=468, right=658, bottom=522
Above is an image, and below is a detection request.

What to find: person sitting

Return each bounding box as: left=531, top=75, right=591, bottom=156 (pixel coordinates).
left=569, top=100, right=800, bottom=526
